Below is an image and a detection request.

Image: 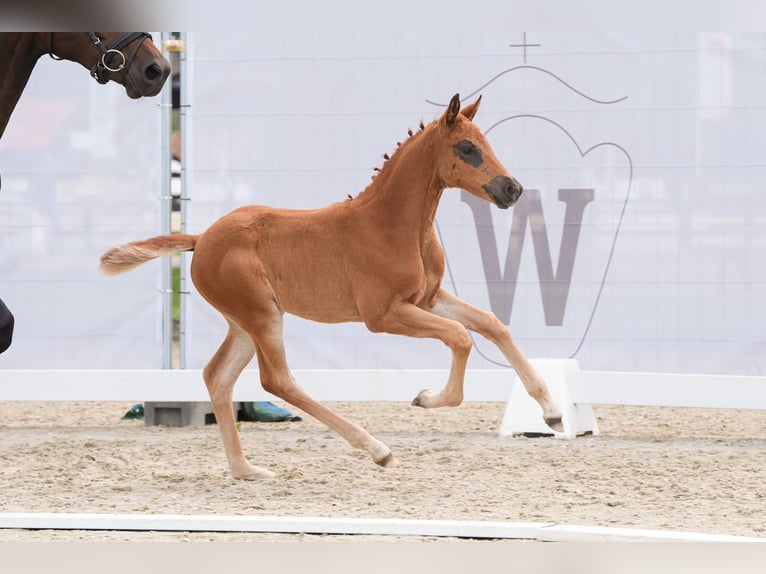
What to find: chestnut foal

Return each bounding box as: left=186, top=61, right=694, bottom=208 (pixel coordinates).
left=101, top=94, right=563, bottom=479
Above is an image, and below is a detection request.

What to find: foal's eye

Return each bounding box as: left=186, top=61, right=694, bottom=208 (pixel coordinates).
left=453, top=139, right=483, bottom=167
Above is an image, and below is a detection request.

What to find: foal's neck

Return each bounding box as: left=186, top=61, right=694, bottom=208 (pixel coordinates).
left=355, top=127, right=444, bottom=230
left=0, top=34, right=45, bottom=138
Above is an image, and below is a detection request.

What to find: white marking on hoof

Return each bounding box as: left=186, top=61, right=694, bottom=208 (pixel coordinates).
left=233, top=466, right=276, bottom=480
left=375, top=452, right=399, bottom=468
left=411, top=388, right=438, bottom=408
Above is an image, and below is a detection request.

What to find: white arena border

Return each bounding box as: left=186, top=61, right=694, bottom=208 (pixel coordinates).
left=0, top=369, right=513, bottom=402
left=1, top=366, right=765, bottom=408
left=0, top=513, right=763, bottom=542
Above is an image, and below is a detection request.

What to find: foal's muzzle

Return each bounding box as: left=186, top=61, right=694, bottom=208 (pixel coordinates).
left=483, top=175, right=523, bottom=209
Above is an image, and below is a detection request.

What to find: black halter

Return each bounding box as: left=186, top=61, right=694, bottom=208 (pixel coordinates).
left=48, top=32, right=153, bottom=84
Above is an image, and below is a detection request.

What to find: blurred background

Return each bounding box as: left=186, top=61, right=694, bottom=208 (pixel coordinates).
left=1, top=31, right=764, bottom=377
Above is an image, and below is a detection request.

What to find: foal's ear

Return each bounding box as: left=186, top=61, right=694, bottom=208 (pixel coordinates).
left=444, top=93, right=461, bottom=127
left=460, top=95, right=482, bottom=121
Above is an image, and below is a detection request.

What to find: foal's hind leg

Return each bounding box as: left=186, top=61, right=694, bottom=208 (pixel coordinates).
left=203, top=319, right=276, bottom=479
left=247, top=311, right=397, bottom=468
left=426, top=289, right=563, bottom=431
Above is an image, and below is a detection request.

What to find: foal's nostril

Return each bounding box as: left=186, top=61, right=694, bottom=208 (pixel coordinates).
left=508, top=182, right=523, bottom=201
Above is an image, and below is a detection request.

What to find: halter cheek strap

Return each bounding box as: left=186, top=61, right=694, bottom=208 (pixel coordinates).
left=48, top=33, right=152, bottom=84
left=47, top=33, right=64, bottom=61
left=87, top=32, right=152, bottom=84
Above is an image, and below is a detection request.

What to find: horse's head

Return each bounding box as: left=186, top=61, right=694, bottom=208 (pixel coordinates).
left=47, top=33, right=170, bottom=98
left=435, top=93, right=522, bottom=209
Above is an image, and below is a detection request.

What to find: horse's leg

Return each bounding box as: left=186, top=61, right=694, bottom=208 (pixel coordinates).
left=428, top=288, right=563, bottom=431
left=203, top=319, right=275, bottom=480
left=247, top=311, right=397, bottom=469
left=366, top=301, right=473, bottom=409
left=0, top=297, right=15, bottom=354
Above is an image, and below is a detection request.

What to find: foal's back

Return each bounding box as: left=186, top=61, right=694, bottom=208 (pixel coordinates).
left=191, top=203, right=368, bottom=324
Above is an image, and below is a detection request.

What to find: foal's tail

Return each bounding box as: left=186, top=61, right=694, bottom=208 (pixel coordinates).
left=99, top=234, right=198, bottom=275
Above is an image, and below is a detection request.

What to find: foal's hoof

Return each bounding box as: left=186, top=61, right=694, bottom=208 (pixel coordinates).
left=411, top=389, right=435, bottom=408
left=375, top=452, right=399, bottom=468
left=545, top=416, right=564, bottom=433
left=233, top=466, right=276, bottom=480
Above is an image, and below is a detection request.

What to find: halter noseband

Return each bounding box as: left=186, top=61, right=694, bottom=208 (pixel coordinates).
left=48, top=33, right=153, bottom=84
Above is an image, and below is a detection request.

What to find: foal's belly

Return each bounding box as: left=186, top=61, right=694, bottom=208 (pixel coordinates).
left=271, top=275, right=363, bottom=324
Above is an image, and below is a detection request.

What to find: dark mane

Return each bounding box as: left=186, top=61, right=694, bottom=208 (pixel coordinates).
left=351, top=118, right=433, bottom=201
left=372, top=118, right=429, bottom=177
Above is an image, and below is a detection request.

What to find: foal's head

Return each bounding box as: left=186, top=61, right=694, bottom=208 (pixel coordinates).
left=434, top=93, right=523, bottom=209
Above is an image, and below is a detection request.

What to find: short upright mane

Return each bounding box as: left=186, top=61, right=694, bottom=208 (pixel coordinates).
left=355, top=118, right=434, bottom=200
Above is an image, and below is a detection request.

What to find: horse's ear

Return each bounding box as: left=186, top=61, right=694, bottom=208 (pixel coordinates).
left=460, top=95, right=482, bottom=122
left=443, top=93, right=461, bottom=127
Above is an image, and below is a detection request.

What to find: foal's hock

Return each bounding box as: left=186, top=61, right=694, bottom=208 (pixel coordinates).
left=101, top=94, right=563, bottom=480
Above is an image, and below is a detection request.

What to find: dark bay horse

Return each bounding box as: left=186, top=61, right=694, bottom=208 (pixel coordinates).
left=100, top=94, right=564, bottom=479
left=0, top=32, right=170, bottom=137
left=0, top=32, right=170, bottom=353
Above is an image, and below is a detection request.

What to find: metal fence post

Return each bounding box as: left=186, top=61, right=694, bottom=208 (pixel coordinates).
left=160, top=31, right=174, bottom=370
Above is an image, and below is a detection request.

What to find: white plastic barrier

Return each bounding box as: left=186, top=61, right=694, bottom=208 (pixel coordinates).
left=499, top=359, right=600, bottom=439
left=500, top=360, right=766, bottom=439
left=0, top=369, right=512, bottom=402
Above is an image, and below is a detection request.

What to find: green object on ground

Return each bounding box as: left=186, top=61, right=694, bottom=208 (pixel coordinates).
left=122, top=404, right=145, bottom=420
left=120, top=401, right=300, bottom=423
left=239, top=401, right=301, bottom=422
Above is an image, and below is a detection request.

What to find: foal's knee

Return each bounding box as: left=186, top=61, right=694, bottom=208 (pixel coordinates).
left=0, top=301, right=14, bottom=354
left=450, top=329, right=473, bottom=356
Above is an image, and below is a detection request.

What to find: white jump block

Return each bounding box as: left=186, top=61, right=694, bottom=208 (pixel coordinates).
left=498, top=359, right=598, bottom=439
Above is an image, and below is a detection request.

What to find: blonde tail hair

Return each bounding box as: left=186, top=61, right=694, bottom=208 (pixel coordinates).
left=100, top=234, right=197, bottom=275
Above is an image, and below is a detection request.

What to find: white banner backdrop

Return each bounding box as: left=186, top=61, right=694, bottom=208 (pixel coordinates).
left=0, top=51, right=164, bottom=368
left=185, top=32, right=766, bottom=376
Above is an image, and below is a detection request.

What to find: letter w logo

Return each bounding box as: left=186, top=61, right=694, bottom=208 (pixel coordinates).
left=461, top=188, right=595, bottom=326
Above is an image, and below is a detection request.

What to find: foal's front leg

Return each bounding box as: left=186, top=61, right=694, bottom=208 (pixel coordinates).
left=428, top=289, right=563, bottom=431
left=365, top=301, right=474, bottom=409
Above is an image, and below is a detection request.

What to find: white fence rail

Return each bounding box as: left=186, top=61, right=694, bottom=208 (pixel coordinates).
left=568, top=370, right=766, bottom=410
left=3, top=364, right=765, bottom=439
left=0, top=369, right=512, bottom=402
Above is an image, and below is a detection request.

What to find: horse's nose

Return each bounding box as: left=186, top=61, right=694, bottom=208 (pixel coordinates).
left=145, top=62, right=163, bottom=81
left=508, top=179, right=523, bottom=203
left=483, top=175, right=523, bottom=209
left=142, top=60, right=171, bottom=94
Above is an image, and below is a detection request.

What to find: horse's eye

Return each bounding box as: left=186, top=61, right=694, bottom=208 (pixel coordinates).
left=458, top=141, right=475, bottom=155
